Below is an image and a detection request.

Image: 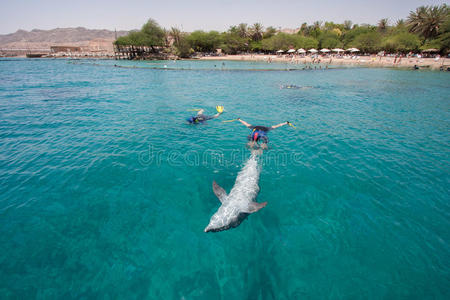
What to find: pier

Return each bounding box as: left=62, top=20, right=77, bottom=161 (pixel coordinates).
left=113, top=45, right=169, bottom=60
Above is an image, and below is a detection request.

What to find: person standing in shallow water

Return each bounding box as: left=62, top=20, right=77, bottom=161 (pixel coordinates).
left=236, top=118, right=291, bottom=150
left=187, top=106, right=224, bottom=124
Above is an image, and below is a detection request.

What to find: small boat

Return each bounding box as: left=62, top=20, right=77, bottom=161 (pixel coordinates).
left=26, top=53, right=45, bottom=58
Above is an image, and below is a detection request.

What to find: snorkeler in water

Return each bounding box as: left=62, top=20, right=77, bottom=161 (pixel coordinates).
left=280, top=84, right=313, bottom=90
left=236, top=118, right=292, bottom=150
left=187, top=106, right=224, bottom=124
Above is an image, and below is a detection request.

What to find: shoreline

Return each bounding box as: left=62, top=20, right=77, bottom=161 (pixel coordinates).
left=3, top=54, right=449, bottom=71
left=198, top=54, right=449, bottom=71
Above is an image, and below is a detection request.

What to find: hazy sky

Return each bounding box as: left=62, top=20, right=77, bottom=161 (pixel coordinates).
left=0, top=0, right=448, bottom=34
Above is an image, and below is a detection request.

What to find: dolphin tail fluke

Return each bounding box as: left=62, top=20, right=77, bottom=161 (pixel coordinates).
left=213, top=181, right=227, bottom=203
left=243, top=201, right=267, bottom=213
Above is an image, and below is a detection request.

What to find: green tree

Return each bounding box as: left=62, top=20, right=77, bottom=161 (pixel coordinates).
left=319, top=31, right=342, bottom=48
left=261, top=33, right=296, bottom=51
left=169, top=27, right=192, bottom=58
left=383, top=32, right=421, bottom=52
left=353, top=31, right=382, bottom=52
left=396, top=19, right=405, bottom=27
left=321, top=37, right=342, bottom=49
left=237, top=23, right=249, bottom=38
left=188, top=31, right=222, bottom=52
left=341, top=26, right=373, bottom=48
left=263, top=26, right=277, bottom=39
left=249, top=41, right=263, bottom=52
left=220, top=32, right=248, bottom=54
left=343, top=20, right=353, bottom=31
left=114, top=19, right=165, bottom=50
left=141, top=19, right=166, bottom=47
left=299, top=23, right=308, bottom=35
left=115, top=35, right=132, bottom=46
left=378, top=18, right=389, bottom=33
left=250, top=23, right=264, bottom=41
left=308, top=21, right=323, bottom=38
left=430, top=18, right=450, bottom=52
left=170, top=27, right=182, bottom=46
left=407, top=4, right=449, bottom=39
left=294, top=35, right=319, bottom=49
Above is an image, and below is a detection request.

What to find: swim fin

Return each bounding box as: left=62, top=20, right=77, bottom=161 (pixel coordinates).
left=216, top=106, right=224, bottom=113
left=287, top=122, right=296, bottom=129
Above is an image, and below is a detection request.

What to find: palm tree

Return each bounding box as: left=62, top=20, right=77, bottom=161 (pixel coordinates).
left=378, top=18, right=389, bottom=33
left=170, top=27, right=182, bottom=46
left=263, top=26, right=277, bottom=39
left=343, top=20, right=353, bottom=31
left=407, top=4, right=449, bottom=39
left=250, top=23, right=263, bottom=41
left=396, top=19, right=405, bottom=27
left=228, top=25, right=238, bottom=35
left=237, top=23, right=249, bottom=38
left=299, top=23, right=308, bottom=35
left=313, top=21, right=322, bottom=29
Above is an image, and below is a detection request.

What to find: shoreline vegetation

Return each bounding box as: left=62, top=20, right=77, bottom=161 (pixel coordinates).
left=112, top=4, right=449, bottom=71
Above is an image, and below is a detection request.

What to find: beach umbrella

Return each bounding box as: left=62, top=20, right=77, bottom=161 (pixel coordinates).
left=320, top=48, right=330, bottom=53
left=332, top=48, right=344, bottom=52
left=308, top=49, right=318, bottom=53
left=350, top=48, right=360, bottom=52
left=422, top=48, right=438, bottom=52
left=276, top=49, right=284, bottom=53
left=287, top=49, right=296, bottom=53
left=297, top=48, right=306, bottom=53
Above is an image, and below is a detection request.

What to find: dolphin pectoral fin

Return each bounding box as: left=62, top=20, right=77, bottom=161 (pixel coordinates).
left=243, top=201, right=267, bottom=213
left=213, top=181, right=227, bottom=203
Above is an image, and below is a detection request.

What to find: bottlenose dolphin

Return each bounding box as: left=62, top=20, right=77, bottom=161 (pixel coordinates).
left=204, top=150, right=267, bottom=233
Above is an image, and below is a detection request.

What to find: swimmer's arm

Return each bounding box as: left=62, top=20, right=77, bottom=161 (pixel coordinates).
left=210, top=111, right=223, bottom=119
left=271, top=121, right=289, bottom=129
left=237, top=118, right=252, bottom=128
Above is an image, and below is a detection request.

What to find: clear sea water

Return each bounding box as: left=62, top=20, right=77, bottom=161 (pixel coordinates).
left=0, top=58, right=449, bottom=299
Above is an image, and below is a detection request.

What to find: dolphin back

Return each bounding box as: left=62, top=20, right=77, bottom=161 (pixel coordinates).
left=204, top=150, right=265, bottom=233
left=229, top=150, right=261, bottom=201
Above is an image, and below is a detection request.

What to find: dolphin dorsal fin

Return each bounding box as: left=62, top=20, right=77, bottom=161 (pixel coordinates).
left=212, top=181, right=227, bottom=203
left=242, top=201, right=267, bottom=213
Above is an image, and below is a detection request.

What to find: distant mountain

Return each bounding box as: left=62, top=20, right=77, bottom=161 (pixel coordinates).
left=0, top=27, right=130, bottom=49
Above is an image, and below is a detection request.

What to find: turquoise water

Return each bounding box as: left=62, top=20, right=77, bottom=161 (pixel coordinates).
left=0, top=58, right=449, bottom=299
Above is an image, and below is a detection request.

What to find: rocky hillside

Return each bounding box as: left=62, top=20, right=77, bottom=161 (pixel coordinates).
left=0, top=27, right=130, bottom=49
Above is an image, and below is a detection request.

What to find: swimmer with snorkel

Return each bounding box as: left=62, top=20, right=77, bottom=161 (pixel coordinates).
left=187, top=106, right=224, bottom=124
left=225, top=118, right=295, bottom=150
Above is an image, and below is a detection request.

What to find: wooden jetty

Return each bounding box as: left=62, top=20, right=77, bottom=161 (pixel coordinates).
left=114, top=45, right=168, bottom=60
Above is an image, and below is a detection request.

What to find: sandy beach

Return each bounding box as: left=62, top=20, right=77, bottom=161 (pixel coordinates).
left=200, top=54, right=449, bottom=70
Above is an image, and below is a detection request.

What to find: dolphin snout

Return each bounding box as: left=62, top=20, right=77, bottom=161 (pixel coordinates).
left=204, top=226, right=211, bottom=233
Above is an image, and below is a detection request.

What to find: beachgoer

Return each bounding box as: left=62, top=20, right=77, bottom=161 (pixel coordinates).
left=187, top=106, right=224, bottom=124
left=236, top=118, right=291, bottom=150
